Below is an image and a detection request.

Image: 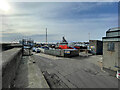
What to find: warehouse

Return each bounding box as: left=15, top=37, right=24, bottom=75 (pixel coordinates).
left=89, top=40, right=103, bottom=55
left=102, top=27, right=120, bottom=71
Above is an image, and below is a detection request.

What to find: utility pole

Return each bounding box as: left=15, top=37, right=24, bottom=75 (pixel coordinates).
left=88, top=33, right=90, bottom=41
left=46, top=28, right=47, bottom=44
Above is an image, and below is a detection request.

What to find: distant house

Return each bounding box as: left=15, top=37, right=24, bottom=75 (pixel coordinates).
left=89, top=40, right=103, bottom=55
left=102, top=27, right=120, bottom=71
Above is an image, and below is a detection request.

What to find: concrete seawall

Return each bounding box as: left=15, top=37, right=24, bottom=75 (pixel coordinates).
left=0, top=43, right=22, bottom=51
left=2, top=48, right=22, bottom=88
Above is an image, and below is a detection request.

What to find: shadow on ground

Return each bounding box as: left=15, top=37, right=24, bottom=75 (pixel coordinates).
left=13, top=56, right=29, bottom=88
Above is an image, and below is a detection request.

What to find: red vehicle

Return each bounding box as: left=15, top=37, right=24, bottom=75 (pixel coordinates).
left=59, top=44, right=68, bottom=49
left=57, top=42, right=73, bottom=49
left=57, top=37, right=73, bottom=49
left=74, top=46, right=80, bottom=49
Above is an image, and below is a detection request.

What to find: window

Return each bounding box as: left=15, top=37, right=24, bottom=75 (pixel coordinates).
left=107, top=42, right=115, bottom=51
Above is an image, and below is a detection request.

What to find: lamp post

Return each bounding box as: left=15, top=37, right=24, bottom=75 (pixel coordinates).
left=88, top=32, right=90, bottom=41
left=46, top=28, right=47, bottom=45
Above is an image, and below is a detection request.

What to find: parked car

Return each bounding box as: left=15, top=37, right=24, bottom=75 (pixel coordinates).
left=41, top=46, right=49, bottom=50
left=35, top=48, right=41, bottom=53
left=24, top=46, right=30, bottom=49
left=32, top=47, right=36, bottom=52
left=116, top=70, right=120, bottom=79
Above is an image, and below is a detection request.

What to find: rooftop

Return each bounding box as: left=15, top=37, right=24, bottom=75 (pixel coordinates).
left=102, top=27, right=120, bottom=41
left=107, top=27, right=120, bottom=32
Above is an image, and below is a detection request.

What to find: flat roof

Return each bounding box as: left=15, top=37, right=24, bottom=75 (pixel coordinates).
left=107, top=27, right=120, bottom=32
left=102, top=36, right=120, bottom=41
left=89, top=40, right=102, bottom=42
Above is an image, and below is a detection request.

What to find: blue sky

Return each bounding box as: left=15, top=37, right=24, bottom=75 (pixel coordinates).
left=1, top=2, right=118, bottom=43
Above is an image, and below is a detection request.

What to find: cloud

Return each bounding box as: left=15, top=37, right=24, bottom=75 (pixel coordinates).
left=8, top=0, right=119, bottom=2
left=2, top=33, right=62, bottom=42
left=29, top=34, right=62, bottom=42
left=1, top=13, right=33, bottom=17
left=1, top=2, right=118, bottom=42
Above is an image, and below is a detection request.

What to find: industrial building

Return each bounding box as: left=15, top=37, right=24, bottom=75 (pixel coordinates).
left=89, top=40, right=103, bottom=55
left=102, top=27, right=120, bottom=71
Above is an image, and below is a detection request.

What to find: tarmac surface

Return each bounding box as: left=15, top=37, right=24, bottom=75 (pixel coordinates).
left=33, top=52, right=119, bottom=88
left=13, top=50, right=119, bottom=89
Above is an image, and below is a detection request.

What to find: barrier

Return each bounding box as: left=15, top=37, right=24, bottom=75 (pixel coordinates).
left=43, top=49, right=79, bottom=57
left=44, top=49, right=63, bottom=56
left=2, top=48, right=22, bottom=88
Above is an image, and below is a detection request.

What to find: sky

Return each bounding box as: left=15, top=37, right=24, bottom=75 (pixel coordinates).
left=0, top=2, right=118, bottom=43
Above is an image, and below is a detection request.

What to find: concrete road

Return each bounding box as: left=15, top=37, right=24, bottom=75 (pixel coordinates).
left=33, top=52, right=118, bottom=88
left=13, top=55, right=49, bottom=88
